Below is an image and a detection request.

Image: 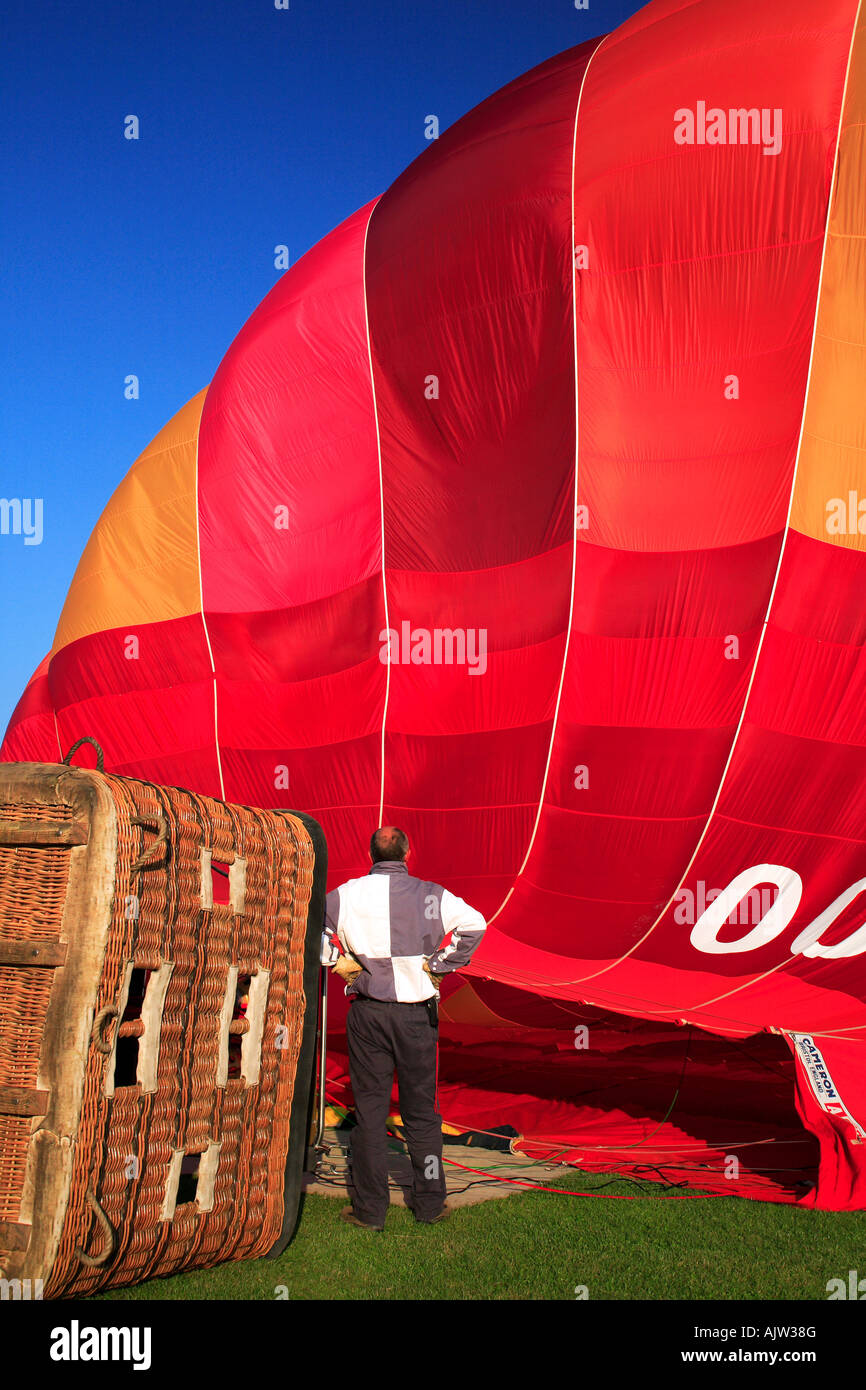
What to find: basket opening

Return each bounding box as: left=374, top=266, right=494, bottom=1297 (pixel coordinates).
left=114, top=968, right=150, bottom=1087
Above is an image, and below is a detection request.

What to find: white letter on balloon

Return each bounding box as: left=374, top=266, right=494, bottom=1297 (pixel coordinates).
left=690, top=864, right=802, bottom=954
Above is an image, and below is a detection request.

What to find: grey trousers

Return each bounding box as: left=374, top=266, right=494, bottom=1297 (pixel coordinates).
left=345, top=995, right=447, bottom=1225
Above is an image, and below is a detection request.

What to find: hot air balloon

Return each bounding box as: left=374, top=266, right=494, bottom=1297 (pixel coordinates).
left=4, top=0, right=866, bottom=1210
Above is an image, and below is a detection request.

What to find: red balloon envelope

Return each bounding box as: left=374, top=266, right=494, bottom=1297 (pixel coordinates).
left=6, top=0, right=866, bottom=1208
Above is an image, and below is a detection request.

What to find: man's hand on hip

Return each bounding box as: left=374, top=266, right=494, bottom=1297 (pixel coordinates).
left=333, top=954, right=363, bottom=984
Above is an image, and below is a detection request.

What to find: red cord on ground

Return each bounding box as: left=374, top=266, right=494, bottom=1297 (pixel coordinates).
left=441, top=1154, right=722, bottom=1199
left=325, top=1090, right=722, bottom=1200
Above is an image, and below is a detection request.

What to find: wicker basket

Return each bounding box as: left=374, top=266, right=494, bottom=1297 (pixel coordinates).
left=0, top=760, right=326, bottom=1298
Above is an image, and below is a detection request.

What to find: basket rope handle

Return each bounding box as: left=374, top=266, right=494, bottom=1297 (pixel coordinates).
left=74, top=1189, right=117, bottom=1268
left=91, top=1004, right=119, bottom=1055
left=129, top=813, right=168, bottom=874
left=62, top=737, right=105, bottom=772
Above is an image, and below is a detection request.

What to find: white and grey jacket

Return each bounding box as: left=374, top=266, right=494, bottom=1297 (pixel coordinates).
left=321, top=861, right=486, bottom=1002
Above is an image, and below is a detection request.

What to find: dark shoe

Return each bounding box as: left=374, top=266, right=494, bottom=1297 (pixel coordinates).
left=411, top=1202, right=452, bottom=1224
left=340, top=1204, right=384, bottom=1231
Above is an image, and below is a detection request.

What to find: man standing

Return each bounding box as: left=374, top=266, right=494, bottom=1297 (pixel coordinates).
left=322, top=826, right=486, bottom=1231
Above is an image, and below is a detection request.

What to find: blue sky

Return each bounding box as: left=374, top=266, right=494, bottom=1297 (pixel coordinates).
left=1, top=0, right=641, bottom=736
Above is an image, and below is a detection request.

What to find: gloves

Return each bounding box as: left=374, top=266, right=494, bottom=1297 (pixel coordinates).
left=332, top=954, right=363, bottom=985
left=423, top=960, right=447, bottom=986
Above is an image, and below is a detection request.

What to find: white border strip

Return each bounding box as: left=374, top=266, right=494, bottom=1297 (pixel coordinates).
left=361, top=198, right=391, bottom=826
left=487, top=36, right=608, bottom=928
left=194, top=390, right=226, bottom=801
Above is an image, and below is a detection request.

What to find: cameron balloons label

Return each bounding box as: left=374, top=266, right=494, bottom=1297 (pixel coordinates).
left=788, top=1034, right=866, bottom=1141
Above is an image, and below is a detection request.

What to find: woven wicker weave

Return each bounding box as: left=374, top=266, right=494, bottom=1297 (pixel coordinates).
left=0, top=761, right=326, bottom=1298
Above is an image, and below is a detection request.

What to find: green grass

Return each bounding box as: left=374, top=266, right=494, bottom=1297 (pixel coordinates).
left=92, top=1172, right=866, bottom=1301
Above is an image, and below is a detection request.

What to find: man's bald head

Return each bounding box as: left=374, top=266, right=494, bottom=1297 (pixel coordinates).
left=370, top=826, right=410, bottom=864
